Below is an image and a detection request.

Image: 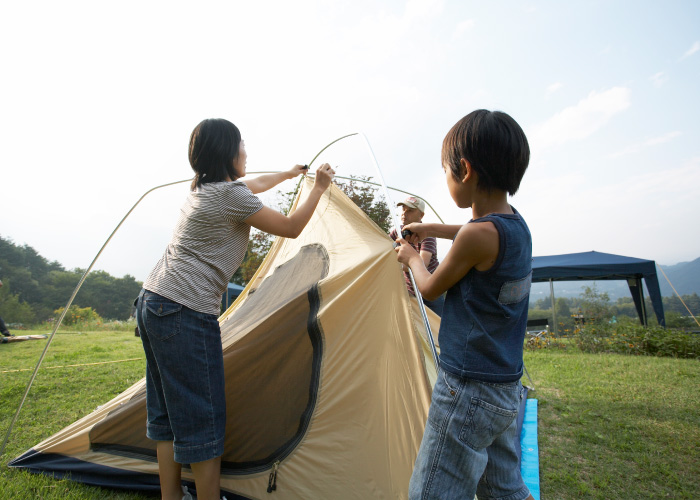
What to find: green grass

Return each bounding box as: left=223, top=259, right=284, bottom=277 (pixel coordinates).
left=1, top=331, right=698, bottom=499
left=525, top=349, right=700, bottom=499
left=1, top=329, right=152, bottom=499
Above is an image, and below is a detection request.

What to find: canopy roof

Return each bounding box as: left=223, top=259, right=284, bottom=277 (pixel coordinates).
left=532, top=251, right=665, bottom=326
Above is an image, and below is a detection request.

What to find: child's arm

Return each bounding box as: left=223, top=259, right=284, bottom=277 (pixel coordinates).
left=243, top=164, right=308, bottom=194
left=245, top=164, right=334, bottom=238
left=395, top=221, right=499, bottom=300
left=401, top=222, right=462, bottom=242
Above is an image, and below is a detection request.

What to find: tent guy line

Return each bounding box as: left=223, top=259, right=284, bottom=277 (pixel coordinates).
left=0, top=358, right=144, bottom=375
left=657, top=264, right=700, bottom=327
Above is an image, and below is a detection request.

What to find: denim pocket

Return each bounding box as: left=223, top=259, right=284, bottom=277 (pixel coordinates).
left=145, top=298, right=183, bottom=341
left=459, top=396, right=517, bottom=450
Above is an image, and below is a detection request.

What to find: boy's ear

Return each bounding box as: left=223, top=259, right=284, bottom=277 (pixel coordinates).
left=459, top=158, right=473, bottom=184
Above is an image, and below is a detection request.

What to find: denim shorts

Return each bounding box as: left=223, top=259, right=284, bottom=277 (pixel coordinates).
left=136, top=289, right=226, bottom=464
left=408, top=369, right=530, bottom=500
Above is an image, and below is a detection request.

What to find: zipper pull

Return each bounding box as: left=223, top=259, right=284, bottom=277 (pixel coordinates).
left=267, top=461, right=279, bottom=493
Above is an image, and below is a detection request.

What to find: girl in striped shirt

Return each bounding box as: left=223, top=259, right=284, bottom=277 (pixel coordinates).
left=136, top=118, right=334, bottom=500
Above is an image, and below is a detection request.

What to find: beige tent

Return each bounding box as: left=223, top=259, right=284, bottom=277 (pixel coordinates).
left=10, top=178, right=441, bottom=499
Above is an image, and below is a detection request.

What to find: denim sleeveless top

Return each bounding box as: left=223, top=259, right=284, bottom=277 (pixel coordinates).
left=439, top=208, right=532, bottom=383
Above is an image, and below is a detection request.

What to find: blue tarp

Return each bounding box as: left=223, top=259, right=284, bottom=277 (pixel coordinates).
left=532, top=251, right=665, bottom=326
left=520, top=399, right=539, bottom=500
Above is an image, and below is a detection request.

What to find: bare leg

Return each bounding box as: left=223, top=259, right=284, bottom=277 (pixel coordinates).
left=191, top=456, right=222, bottom=500
left=156, top=441, right=183, bottom=500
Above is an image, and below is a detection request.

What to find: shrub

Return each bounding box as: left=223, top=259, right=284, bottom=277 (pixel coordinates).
left=573, top=320, right=699, bottom=359
left=53, top=305, right=103, bottom=326
left=525, top=329, right=567, bottom=350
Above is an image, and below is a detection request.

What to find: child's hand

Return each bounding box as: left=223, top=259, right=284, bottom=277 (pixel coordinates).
left=313, top=163, right=335, bottom=190
left=401, top=223, right=426, bottom=244
left=288, top=164, right=309, bottom=178
left=394, top=237, right=420, bottom=267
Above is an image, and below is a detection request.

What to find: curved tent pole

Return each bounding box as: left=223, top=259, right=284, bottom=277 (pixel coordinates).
left=2, top=135, right=442, bottom=456
left=298, top=132, right=441, bottom=370
left=1, top=178, right=191, bottom=456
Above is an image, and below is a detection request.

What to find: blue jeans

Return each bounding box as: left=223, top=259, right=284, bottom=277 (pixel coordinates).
left=409, top=369, right=530, bottom=500
left=136, top=289, right=226, bottom=464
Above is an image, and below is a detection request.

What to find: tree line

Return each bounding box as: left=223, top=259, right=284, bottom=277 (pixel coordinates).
left=0, top=235, right=142, bottom=323
left=529, top=285, right=700, bottom=329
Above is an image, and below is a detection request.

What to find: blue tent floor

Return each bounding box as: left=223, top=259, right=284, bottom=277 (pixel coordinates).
left=520, top=399, right=540, bottom=500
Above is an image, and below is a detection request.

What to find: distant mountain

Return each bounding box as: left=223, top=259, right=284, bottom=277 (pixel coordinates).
left=657, top=257, right=700, bottom=297
left=530, top=256, right=700, bottom=302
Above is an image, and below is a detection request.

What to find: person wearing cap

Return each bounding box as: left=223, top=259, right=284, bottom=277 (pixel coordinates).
left=389, top=197, right=444, bottom=316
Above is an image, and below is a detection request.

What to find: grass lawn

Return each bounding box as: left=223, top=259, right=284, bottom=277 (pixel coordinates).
left=1, top=329, right=151, bottom=499
left=524, top=349, right=699, bottom=499
left=1, top=330, right=698, bottom=499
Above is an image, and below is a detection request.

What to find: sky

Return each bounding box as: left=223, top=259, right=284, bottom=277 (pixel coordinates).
left=1, top=0, right=699, bottom=283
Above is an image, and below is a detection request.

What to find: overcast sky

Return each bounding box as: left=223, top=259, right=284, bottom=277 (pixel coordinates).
left=1, top=0, right=699, bottom=282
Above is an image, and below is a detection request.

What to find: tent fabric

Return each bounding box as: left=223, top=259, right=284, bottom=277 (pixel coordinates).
left=10, top=179, right=534, bottom=498
left=10, top=178, right=438, bottom=499
left=532, top=251, right=665, bottom=326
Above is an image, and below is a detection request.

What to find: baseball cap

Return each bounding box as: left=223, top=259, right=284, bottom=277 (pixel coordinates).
left=397, top=196, right=425, bottom=213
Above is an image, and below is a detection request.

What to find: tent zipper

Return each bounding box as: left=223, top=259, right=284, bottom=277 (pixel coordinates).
left=267, top=460, right=280, bottom=493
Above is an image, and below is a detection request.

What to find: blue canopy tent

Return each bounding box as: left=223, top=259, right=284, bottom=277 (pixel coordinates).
left=532, top=251, right=665, bottom=328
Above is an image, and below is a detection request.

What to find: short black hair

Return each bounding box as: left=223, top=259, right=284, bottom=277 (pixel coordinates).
left=441, top=109, right=530, bottom=196
left=189, top=118, right=242, bottom=190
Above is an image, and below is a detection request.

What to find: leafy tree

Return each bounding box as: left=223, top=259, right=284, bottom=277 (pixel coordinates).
left=663, top=293, right=700, bottom=315
left=335, top=176, right=391, bottom=232
left=0, top=235, right=142, bottom=322
left=555, top=297, right=571, bottom=320
left=0, top=278, right=36, bottom=324
left=578, top=285, right=612, bottom=323
left=231, top=231, right=275, bottom=286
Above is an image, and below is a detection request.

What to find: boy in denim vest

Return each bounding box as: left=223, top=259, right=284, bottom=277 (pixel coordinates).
left=395, top=109, right=534, bottom=500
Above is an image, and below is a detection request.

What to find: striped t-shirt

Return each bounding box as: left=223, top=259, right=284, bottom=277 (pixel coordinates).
left=389, top=228, right=439, bottom=295
left=144, top=181, right=264, bottom=315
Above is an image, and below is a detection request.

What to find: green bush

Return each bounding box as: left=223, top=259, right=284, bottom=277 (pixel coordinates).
left=53, top=305, right=103, bottom=326
left=524, top=329, right=567, bottom=350
left=642, top=325, right=700, bottom=358
left=573, top=320, right=699, bottom=359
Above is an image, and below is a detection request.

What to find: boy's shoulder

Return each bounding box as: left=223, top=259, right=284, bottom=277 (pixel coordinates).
left=452, top=220, right=500, bottom=270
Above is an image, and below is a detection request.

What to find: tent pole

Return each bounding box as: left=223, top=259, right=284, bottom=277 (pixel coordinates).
left=357, top=133, right=441, bottom=370
left=550, top=279, right=557, bottom=335
left=638, top=277, right=648, bottom=326
left=1, top=179, right=191, bottom=457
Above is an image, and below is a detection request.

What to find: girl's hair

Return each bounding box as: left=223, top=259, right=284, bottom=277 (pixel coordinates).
left=189, top=118, right=242, bottom=190
left=442, top=109, right=530, bottom=196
